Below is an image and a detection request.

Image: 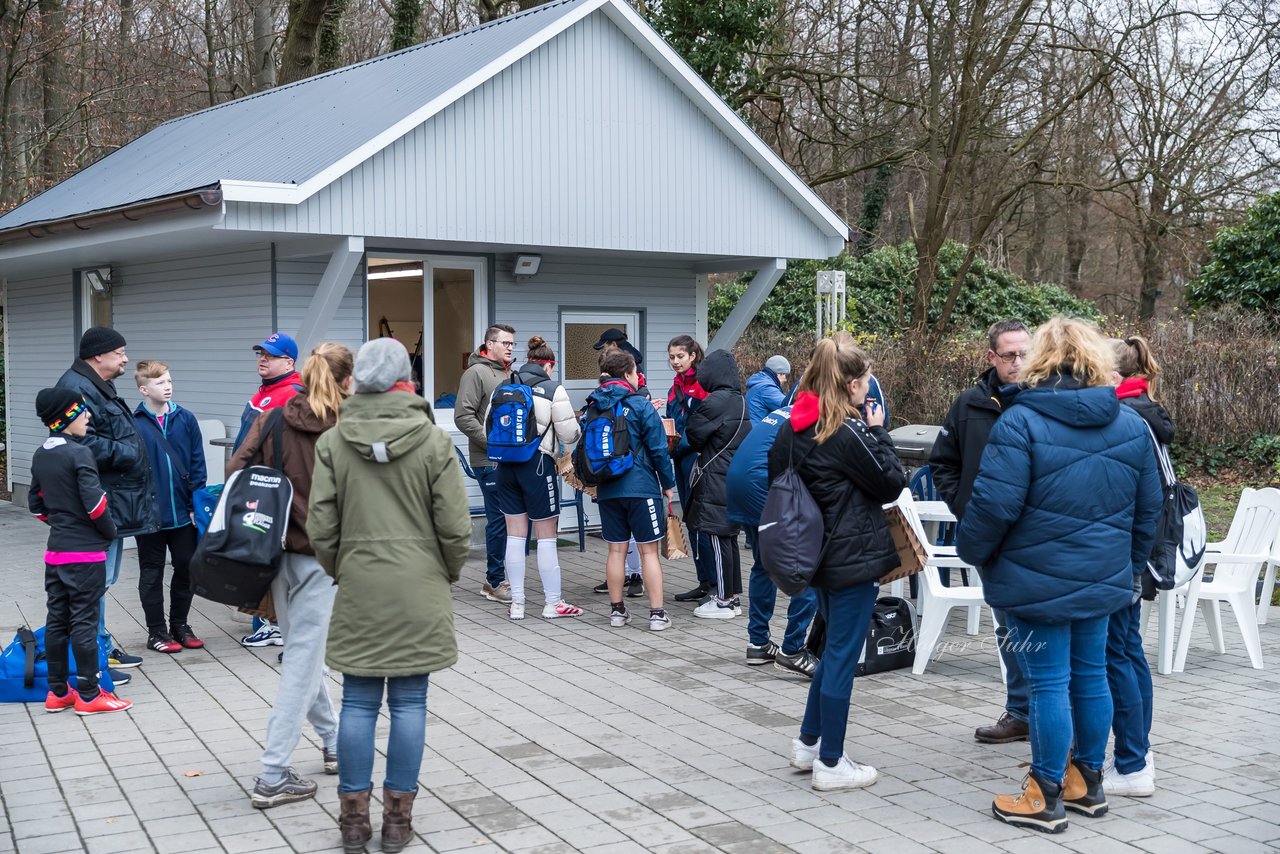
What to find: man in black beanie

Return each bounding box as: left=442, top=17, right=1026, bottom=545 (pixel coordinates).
left=56, top=327, right=159, bottom=678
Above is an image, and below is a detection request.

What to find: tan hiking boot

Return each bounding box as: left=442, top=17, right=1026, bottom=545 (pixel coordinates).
left=1063, top=758, right=1109, bottom=817
left=992, top=771, right=1067, bottom=834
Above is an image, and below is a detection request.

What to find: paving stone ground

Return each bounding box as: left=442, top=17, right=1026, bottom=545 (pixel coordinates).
left=0, top=498, right=1277, bottom=854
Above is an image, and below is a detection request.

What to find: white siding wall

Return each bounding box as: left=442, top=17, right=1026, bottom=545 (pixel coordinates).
left=223, top=10, right=836, bottom=259
left=6, top=272, right=75, bottom=490
left=275, top=259, right=366, bottom=353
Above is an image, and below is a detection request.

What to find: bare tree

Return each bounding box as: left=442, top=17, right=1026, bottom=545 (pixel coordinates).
left=252, top=0, right=278, bottom=90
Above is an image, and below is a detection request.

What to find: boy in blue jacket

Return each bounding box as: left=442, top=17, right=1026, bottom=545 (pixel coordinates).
left=588, top=349, right=677, bottom=631
left=133, top=361, right=208, bottom=654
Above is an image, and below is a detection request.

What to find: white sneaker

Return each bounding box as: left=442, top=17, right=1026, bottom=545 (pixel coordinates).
left=693, top=599, right=738, bottom=619
left=811, top=754, right=878, bottom=791
left=542, top=601, right=583, bottom=619
left=649, top=612, right=671, bottom=631
left=1103, top=756, right=1155, bottom=797
left=610, top=608, right=631, bottom=627
left=790, top=738, right=818, bottom=771
left=509, top=601, right=525, bottom=620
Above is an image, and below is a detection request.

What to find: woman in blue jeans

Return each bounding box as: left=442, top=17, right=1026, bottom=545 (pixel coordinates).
left=308, top=339, right=472, bottom=854
left=765, top=337, right=906, bottom=791
left=957, top=317, right=1163, bottom=834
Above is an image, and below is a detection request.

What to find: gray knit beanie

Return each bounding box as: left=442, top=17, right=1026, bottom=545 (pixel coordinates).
left=765, top=355, right=791, bottom=375
left=354, top=338, right=412, bottom=393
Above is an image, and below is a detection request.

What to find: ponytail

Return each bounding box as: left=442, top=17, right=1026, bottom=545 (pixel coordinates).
left=797, top=338, right=872, bottom=443
left=1113, top=335, right=1161, bottom=399
left=301, top=343, right=355, bottom=423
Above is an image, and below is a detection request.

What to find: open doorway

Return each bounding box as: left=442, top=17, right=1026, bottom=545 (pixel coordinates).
left=366, top=255, right=486, bottom=412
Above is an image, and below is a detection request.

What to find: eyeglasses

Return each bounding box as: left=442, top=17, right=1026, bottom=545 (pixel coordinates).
left=488, top=339, right=516, bottom=349
left=256, top=352, right=288, bottom=361
left=995, top=351, right=1028, bottom=364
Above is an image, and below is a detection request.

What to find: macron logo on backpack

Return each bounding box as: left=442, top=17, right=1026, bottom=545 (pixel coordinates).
left=573, top=400, right=635, bottom=486
left=486, top=376, right=548, bottom=464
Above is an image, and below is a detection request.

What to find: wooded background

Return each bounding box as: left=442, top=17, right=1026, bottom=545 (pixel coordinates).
left=2, top=0, right=1277, bottom=322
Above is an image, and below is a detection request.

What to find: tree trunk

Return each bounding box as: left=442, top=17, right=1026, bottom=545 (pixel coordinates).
left=855, top=163, right=893, bottom=257
left=204, top=0, right=217, bottom=105
left=279, top=0, right=330, bottom=84
left=390, top=0, right=419, bottom=49
left=38, top=0, right=68, bottom=186
left=1138, top=222, right=1163, bottom=320
left=316, top=0, right=347, bottom=72
left=252, top=0, right=277, bottom=92
left=1063, top=188, right=1088, bottom=294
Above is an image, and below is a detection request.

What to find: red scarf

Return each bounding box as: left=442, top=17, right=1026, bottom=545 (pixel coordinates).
left=1115, top=376, right=1149, bottom=400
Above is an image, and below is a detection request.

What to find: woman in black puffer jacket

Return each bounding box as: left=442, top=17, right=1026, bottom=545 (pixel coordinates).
left=684, top=349, right=752, bottom=618
left=767, top=338, right=906, bottom=792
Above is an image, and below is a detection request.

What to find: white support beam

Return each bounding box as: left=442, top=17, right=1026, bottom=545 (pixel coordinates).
left=694, top=274, right=709, bottom=347
left=295, top=236, right=364, bottom=358
left=707, top=258, right=786, bottom=352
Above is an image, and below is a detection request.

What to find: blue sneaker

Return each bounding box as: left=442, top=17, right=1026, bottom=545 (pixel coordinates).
left=108, top=646, right=143, bottom=669
left=107, top=667, right=132, bottom=686
left=241, top=622, right=283, bottom=647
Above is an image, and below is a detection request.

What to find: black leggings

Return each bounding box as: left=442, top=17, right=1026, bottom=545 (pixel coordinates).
left=708, top=534, right=743, bottom=600
left=45, top=561, right=106, bottom=698
left=136, top=525, right=197, bottom=634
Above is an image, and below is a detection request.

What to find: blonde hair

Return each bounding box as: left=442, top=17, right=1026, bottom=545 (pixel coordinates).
left=134, top=360, right=168, bottom=387
left=301, top=343, right=355, bottom=423
left=797, top=338, right=872, bottom=443
left=1020, top=316, right=1115, bottom=388
left=1112, top=335, right=1162, bottom=399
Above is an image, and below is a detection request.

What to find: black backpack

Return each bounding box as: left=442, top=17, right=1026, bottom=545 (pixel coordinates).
left=855, top=597, right=918, bottom=676
left=1144, top=426, right=1207, bottom=590
left=758, top=430, right=852, bottom=596
left=190, top=411, right=294, bottom=608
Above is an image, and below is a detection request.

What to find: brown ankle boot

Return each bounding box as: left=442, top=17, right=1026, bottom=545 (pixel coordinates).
left=1063, top=758, right=1109, bottom=817
left=381, top=787, right=418, bottom=853
left=338, top=789, right=372, bottom=854
left=992, top=771, right=1067, bottom=834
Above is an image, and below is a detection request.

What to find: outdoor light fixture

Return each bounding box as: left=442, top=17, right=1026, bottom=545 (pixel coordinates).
left=84, top=267, right=113, bottom=294
left=514, top=254, right=542, bottom=277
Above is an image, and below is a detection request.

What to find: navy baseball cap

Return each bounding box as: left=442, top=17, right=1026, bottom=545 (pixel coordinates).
left=592, top=328, right=627, bottom=350
left=254, top=331, right=299, bottom=361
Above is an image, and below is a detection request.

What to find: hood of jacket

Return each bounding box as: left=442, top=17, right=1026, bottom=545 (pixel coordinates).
left=283, top=391, right=337, bottom=434
left=469, top=349, right=508, bottom=371
left=336, top=392, right=434, bottom=463
left=790, top=391, right=821, bottom=432
left=697, top=349, right=740, bottom=394
left=1014, top=375, right=1118, bottom=428
left=589, top=378, right=640, bottom=408
left=746, top=368, right=781, bottom=394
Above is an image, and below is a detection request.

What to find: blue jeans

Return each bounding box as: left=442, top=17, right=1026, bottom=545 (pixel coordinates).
left=338, top=674, right=430, bottom=793
left=1004, top=614, right=1112, bottom=784
left=676, top=454, right=715, bottom=586
left=992, top=607, right=1030, bottom=722
left=800, top=582, right=879, bottom=763
left=98, top=538, right=125, bottom=640
left=475, top=466, right=506, bottom=587
left=745, top=527, right=817, bottom=654
left=1106, top=602, right=1152, bottom=774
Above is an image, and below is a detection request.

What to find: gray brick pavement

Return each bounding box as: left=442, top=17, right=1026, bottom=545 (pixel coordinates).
left=0, top=499, right=1277, bottom=852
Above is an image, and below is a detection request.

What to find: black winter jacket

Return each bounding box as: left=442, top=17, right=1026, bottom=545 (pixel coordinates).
left=56, top=360, right=159, bottom=537
left=29, top=435, right=118, bottom=552
left=928, top=367, right=1019, bottom=521
left=768, top=391, right=907, bottom=589
left=684, top=350, right=752, bottom=536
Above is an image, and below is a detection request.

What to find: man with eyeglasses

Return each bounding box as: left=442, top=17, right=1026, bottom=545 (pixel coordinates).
left=929, top=318, right=1032, bottom=746
left=57, top=326, right=161, bottom=683
left=456, top=324, right=516, bottom=603
left=234, top=332, right=303, bottom=648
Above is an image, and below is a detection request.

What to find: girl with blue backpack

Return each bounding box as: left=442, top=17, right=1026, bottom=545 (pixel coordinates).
left=494, top=336, right=584, bottom=620
left=585, top=348, right=677, bottom=631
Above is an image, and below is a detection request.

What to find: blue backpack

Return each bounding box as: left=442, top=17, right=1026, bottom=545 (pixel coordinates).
left=573, top=399, right=636, bottom=485
left=193, top=483, right=224, bottom=539
left=0, top=626, right=116, bottom=703
left=486, top=374, right=551, bottom=463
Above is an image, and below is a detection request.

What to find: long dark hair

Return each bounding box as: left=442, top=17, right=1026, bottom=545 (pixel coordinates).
left=668, top=335, right=704, bottom=370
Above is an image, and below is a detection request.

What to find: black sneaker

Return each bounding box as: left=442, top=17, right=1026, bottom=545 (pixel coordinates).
left=626, top=575, right=645, bottom=598
left=774, top=649, right=819, bottom=678
left=251, top=768, right=317, bottom=808
left=593, top=581, right=610, bottom=594
left=674, top=583, right=711, bottom=602
left=746, top=641, right=779, bottom=666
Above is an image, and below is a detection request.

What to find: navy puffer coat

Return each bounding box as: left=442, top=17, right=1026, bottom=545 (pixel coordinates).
left=956, top=375, right=1163, bottom=624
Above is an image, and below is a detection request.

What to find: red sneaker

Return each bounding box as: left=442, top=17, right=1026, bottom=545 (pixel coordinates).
left=75, top=690, right=133, bottom=716
left=171, top=624, right=204, bottom=649
left=44, top=688, right=79, bottom=713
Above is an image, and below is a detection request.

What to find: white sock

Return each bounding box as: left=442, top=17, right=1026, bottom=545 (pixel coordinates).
left=625, top=538, right=640, bottom=574
left=505, top=537, right=527, bottom=603
left=538, top=539, right=561, bottom=604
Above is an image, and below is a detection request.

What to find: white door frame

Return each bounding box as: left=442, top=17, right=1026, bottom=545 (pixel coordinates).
left=559, top=309, right=642, bottom=405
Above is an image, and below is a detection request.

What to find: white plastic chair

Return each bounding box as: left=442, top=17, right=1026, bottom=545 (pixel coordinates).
left=1257, top=545, right=1278, bottom=626
left=1141, top=564, right=1201, bottom=676
left=894, top=491, right=992, bottom=675
left=197, top=419, right=227, bottom=486
left=1173, top=487, right=1280, bottom=671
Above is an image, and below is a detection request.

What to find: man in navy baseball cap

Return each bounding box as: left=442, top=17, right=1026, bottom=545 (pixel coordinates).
left=254, top=332, right=299, bottom=362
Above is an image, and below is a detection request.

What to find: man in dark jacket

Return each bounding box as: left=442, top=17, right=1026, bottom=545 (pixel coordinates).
left=56, top=326, right=159, bottom=672
left=928, top=318, right=1030, bottom=744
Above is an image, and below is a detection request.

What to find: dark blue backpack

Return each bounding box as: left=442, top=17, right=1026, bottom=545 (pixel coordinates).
left=486, top=375, right=550, bottom=464
left=0, top=626, right=116, bottom=703
left=193, top=484, right=224, bottom=539
left=573, top=399, right=636, bottom=485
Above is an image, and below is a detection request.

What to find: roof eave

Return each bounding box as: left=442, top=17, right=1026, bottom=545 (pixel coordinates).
left=0, top=186, right=224, bottom=248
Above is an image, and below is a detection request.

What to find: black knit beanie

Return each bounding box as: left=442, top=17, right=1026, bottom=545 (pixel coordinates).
left=79, top=326, right=127, bottom=360
left=36, top=388, right=87, bottom=432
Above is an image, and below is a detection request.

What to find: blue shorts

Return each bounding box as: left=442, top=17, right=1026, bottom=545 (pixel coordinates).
left=599, top=497, right=666, bottom=544
left=497, top=455, right=560, bottom=520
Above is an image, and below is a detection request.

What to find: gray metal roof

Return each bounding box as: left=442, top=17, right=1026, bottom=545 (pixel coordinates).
left=0, top=0, right=590, bottom=231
